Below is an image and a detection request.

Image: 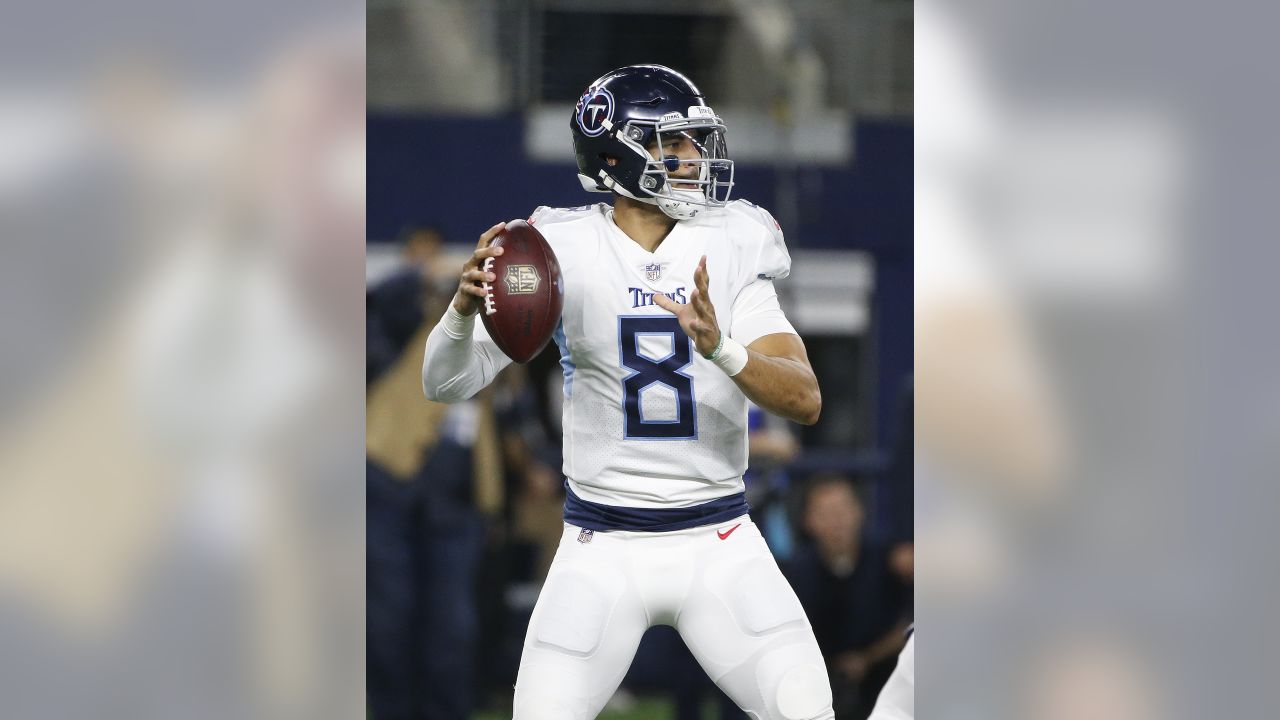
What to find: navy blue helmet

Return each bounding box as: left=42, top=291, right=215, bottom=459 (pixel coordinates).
left=570, top=64, right=734, bottom=220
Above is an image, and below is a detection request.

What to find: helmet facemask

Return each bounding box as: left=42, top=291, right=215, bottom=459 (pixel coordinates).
left=615, top=110, right=735, bottom=220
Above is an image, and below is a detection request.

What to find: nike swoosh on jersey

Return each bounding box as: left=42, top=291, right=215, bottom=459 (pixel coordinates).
left=716, top=523, right=742, bottom=540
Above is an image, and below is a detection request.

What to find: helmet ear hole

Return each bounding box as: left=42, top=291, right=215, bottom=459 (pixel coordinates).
left=599, top=153, right=619, bottom=168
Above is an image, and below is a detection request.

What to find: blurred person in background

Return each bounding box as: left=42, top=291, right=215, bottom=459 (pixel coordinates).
left=787, top=474, right=912, bottom=719
left=491, top=363, right=564, bottom=585
left=476, top=362, right=566, bottom=707
left=746, top=400, right=802, bottom=559
left=367, top=226, right=449, bottom=383
left=365, top=235, right=566, bottom=716
left=422, top=64, right=835, bottom=720
left=367, top=225, right=503, bottom=720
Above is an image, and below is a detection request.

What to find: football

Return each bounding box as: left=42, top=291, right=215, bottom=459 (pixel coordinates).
left=479, top=220, right=564, bottom=363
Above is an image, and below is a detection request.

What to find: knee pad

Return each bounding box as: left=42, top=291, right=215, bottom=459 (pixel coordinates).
left=755, top=638, right=834, bottom=720
left=775, top=663, right=834, bottom=720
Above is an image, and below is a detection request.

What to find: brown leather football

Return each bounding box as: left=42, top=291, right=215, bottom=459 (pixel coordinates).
left=479, top=220, right=564, bottom=363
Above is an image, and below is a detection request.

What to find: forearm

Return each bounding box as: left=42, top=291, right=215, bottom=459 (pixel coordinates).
left=421, top=306, right=499, bottom=403
left=864, top=621, right=912, bottom=665
left=729, top=350, right=822, bottom=425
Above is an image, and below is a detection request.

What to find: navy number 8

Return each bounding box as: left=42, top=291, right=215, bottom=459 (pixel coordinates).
left=619, top=316, right=697, bottom=439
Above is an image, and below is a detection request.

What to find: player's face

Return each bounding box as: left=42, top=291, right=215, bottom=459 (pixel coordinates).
left=647, top=131, right=701, bottom=189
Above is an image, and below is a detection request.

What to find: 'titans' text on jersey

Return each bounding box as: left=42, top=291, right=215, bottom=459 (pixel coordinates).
left=628, top=286, right=687, bottom=308
left=527, top=199, right=795, bottom=508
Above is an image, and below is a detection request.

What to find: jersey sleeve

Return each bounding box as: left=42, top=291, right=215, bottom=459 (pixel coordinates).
left=422, top=310, right=514, bottom=402
left=730, top=278, right=797, bottom=346
left=750, top=205, right=792, bottom=281
left=725, top=202, right=796, bottom=345
left=527, top=205, right=553, bottom=225
left=527, top=203, right=602, bottom=228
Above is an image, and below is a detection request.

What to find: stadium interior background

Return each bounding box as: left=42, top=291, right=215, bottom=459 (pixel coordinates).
left=366, top=1, right=913, bottom=717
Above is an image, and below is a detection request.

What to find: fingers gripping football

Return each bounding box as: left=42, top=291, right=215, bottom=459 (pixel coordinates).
left=452, top=222, right=507, bottom=316
left=652, top=255, right=721, bottom=357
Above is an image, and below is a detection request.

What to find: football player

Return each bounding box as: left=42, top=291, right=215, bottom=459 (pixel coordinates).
left=422, top=64, right=833, bottom=720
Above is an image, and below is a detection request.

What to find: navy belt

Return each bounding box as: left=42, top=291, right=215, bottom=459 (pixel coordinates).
left=563, top=485, right=749, bottom=532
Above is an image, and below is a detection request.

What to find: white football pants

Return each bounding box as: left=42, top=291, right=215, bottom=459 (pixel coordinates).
left=512, top=516, right=834, bottom=720
left=866, top=635, right=914, bottom=720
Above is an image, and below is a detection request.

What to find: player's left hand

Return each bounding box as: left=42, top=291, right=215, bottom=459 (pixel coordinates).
left=652, top=255, right=721, bottom=357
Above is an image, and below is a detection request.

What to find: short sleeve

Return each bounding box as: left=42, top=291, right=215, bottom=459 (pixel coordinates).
left=752, top=206, right=792, bottom=281
left=730, top=278, right=797, bottom=347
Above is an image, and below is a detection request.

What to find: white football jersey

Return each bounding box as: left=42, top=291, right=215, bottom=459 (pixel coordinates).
left=478, top=200, right=796, bottom=508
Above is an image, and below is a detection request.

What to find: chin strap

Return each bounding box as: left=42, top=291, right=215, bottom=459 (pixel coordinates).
left=598, top=173, right=660, bottom=206
left=656, top=187, right=706, bottom=220
left=577, top=173, right=611, bottom=193
left=584, top=168, right=711, bottom=220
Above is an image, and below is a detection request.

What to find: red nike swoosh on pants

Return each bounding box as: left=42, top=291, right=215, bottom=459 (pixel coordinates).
left=717, top=524, right=742, bottom=540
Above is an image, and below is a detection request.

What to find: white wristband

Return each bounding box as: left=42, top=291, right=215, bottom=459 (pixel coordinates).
left=441, top=304, right=476, bottom=340
left=708, top=335, right=749, bottom=377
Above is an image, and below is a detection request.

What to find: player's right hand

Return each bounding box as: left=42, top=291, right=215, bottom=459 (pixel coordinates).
left=451, top=222, right=507, bottom=316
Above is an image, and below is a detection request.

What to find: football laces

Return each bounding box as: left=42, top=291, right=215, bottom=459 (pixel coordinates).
left=481, top=256, right=497, bottom=315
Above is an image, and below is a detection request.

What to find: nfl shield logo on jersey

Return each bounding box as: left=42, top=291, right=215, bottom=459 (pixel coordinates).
left=644, top=262, right=662, bottom=282
left=577, top=528, right=594, bottom=544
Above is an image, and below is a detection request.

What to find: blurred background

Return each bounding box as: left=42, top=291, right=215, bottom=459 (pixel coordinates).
left=0, top=3, right=365, bottom=720
left=365, top=1, right=913, bottom=718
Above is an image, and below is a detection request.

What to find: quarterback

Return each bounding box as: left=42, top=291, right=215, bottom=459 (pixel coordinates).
left=423, top=65, right=833, bottom=719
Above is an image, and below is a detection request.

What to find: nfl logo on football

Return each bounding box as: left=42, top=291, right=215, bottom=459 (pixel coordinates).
left=644, top=262, right=662, bottom=282
left=504, top=265, right=542, bottom=295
